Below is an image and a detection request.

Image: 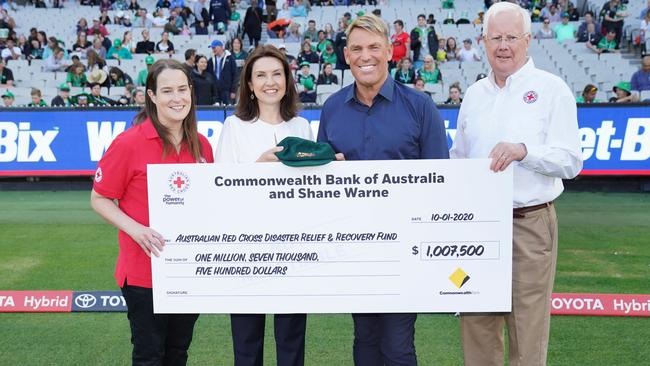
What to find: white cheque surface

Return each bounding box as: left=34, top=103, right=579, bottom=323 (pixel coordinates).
left=148, top=159, right=512, bottom=314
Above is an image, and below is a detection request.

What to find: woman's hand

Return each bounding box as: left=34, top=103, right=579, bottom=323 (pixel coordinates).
left=256, top=146, right=283, bottom=162
left=335, top=153, right=345, bottom=161
left=126, top=225, right=165, bottom=257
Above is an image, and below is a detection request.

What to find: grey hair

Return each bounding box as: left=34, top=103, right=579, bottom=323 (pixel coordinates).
left=482, top=2, right=531, bottom=36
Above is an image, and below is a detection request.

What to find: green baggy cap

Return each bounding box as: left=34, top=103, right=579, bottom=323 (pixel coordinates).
left=275, top=136, right=336, bottom=167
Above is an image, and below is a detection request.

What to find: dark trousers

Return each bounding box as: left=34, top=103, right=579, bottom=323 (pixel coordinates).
left=231, top=313, right=307, bottom=366
left=216, top=89, right=232, bottom=105
left=121, top=284, right=199, bottom=366
left=246, top=33, right=261, bottom=47
left=352, top=313, right=417, bottom=366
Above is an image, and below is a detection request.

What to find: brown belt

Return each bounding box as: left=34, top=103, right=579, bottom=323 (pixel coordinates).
left=513, top=202, right=553, bottom=218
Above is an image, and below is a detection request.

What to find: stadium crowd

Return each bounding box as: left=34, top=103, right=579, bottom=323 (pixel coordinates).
left=0, top=0, right=649, bottom=107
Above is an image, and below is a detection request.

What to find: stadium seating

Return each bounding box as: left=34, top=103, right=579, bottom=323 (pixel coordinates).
left=1, top=0, right=645, bottom=105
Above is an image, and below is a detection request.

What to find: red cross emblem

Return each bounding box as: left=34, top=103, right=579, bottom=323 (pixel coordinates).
left=523, top=91, right=538, bottom=104
left=94, top=167, right=103, bottom=183
left=172, top=176, right=185, bottom=189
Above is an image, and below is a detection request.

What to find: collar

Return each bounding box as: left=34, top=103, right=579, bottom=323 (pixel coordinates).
left=345, top=75, right=395, bottom=103
left=488, top=57, right=535, bottom=90
left=142, top=117, right=160, bottom=140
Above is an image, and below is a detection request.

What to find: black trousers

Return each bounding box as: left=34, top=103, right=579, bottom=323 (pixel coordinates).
left=231, top=313, right=307, bottom=366
left=246, top=32, right=261, bottom=47
left=121, top=284, right=199, bottom=366
left=352, top=313, right=417, bottom=366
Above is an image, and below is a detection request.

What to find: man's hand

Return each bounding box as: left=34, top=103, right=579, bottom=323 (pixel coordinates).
left=488, top=142, right=527, bottom=172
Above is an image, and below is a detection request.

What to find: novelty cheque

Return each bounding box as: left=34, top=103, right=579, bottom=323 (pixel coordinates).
left=147, top=159, right=513, bottom=314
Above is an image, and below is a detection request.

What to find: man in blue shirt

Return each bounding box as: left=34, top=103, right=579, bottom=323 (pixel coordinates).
left=317, top=14, right=448, bottom=366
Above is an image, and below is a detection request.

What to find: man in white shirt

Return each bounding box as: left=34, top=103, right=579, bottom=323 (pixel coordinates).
left=450, top=3, right=582, bottom=366
left=458, top=38, right=481, bottom=62
left=1, top=38, right=22, bottom=61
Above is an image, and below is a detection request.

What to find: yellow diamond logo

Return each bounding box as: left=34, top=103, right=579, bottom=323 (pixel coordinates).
left=449, top=268, right=470, bottom=289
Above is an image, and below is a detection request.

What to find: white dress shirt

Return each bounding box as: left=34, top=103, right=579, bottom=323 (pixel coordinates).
left=215, top=115, right=313, bottom=163
left=450, top=58, right=583, bottom=208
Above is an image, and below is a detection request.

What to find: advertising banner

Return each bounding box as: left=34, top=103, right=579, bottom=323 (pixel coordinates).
left=1, top=105, right=648, bottom=176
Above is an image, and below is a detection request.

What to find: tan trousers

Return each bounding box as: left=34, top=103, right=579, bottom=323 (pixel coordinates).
left=460, top=204, right=558, bottom=366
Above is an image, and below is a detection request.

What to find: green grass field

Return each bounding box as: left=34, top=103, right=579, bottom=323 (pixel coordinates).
left=0, top=191, right=649, bottom=365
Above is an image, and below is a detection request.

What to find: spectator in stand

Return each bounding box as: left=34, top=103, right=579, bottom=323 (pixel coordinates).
left=588, top=29, right=618, bottom=54
left=156, top=31, right=175, bottom=54
left=538, top=20, right=558, bottom=41
left=94, top=31, right=112, bottom=54
left=45, top=48, right=70, bottom=72
left=230, top=38, right=247, bottom=86
left=42, top=37, right=59, bottom=61
left=243, top=0, right=263, bottom=47
left=25, top=39, right=43, bottom=60
left=72, top=32, right=92, bottom=54
left=320, top=42, right=337, bottom=66
left=391, top=56, right=416, bottom=84
left=88, top=82, right=113, bottom=106
left=567, top=2, right=580, bottom=21
left=207, top=39, right=237, bottom=104
left=151, top=8, right=168, bottom=28
left=317, top=62, right=338, bottom=85
left=474, top=11, right=484, bottom=25
left=554, top=12, right=576, bottom=42
left=1, top=90, right=14, bottom=107
left=88, top=68, right=110, bottom=88
left=74, top=93, right=89, bottom=106
left=109, top=67, right=134, bottom=87
left=99, top=9, right=112, bottom=25
left=51, top=83, right=72, bottom=106
left=303, top=19, right=318, bottom=42
left=609, top=81, right=635, bottom=103
left=277, top=2, right=291, bottom=20
left=290, top=1, right=308, bottom=17
left=135, top=29, right=155, bottom=54
left=1, top=38, right=21, bottom=61
left=28, top=88, right=47, bottom=107
left=324, top=22, right=335, bottom=40
left=133, top=8, right=153, bottom=28
left=90, top=17, right=110, bottom=37
left=576, top=84, right=601, bottom=103
left=278, top=44, right=297, bottom=67
left=133, top=88, right=145, bottom=106
left=183, top=48, right=196, bottom=74
left=99, top=0, right=112, bottom=12
left=156, top=0, right=171, bottom=8
left=630, top=56, right=650, bottom=99
left=297, top=39, right=319, bottom=64
left=121, top=31, right=136, bottom=54
left=580, top=22, right=601, bottom=46
left=436, top=39, right=449, bottom=63
left=193, top=0, right=209, bottom=35
left=107, top=38, right=133, bottom=60
left=0, top=58, right=13, bottom=87
left=390, top=20, right=410, bottom=69
left=641, top=0, right=650, bottom=19
left=65, top=55, right=84, bottom=73
left=333, top=18, right=348, bottom=70
left=77, top=18, right=89, bottom=34
left=284, top=22, right=302, bottom=43
left=87, top=49, right=107, bottom=74
left=458, top=38, right=482, bottom=62
left=411, top=14, right=439, bottom=69
left=209, top=0, right=231, bottom=34
left=578, top=13, right=601, bottom=42
left=641, top=12, right=650, bottom=53
left=137, top=55, right=155, bottom=86
left=600, top=0, right=627, bottom=47
left=417, top=55, right=442, bottom=84
left=192, top=54, right=218, bottom=105
left=67, top=64, right=88, bottom=87
left=296, top=61, right=317, bottom=103
left=446, top=37, right=460, bottom=62
left=163, top=13, right=181, bottom=35
left=445, top=83, right=463, bottom=104
left=316, top=30, right=332, bottom=53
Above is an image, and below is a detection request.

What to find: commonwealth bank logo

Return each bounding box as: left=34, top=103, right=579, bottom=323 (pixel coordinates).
left=449, top=268, right=470, bottom=289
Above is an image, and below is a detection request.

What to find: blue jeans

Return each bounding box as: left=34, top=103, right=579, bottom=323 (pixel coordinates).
left=352, top=313, right=418, bottom=366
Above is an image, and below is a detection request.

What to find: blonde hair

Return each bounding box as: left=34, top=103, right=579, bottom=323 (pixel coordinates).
left=345, top=14, right=389, bottom=43
left=483, top=2, right=531, bottom=36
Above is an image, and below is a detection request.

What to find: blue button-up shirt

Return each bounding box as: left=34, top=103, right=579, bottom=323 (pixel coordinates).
left=317, top=76, right=449, bottom=160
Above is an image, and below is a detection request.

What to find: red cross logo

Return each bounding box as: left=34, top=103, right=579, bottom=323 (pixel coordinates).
left=94, top=167, right=103, bottom=183
left=173, top=176, right=185, bottom=189
left=523, top=91, right=538, bottom=104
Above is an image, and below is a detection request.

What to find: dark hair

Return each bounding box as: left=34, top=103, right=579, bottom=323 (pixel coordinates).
left=109, top=66, right=125, bottom=80
left=585, top=10, right=594, bottom=17
left=133, top=59, right=203, bottom=161
left=235, top=45, right=299, bottom=122
left=582, top=84, right=597, bottom=97
left=418, top=14, right=426, bottom=20
left=184, top=48, right=196, bottom=61
left=394, top=19, right=404, bottom=27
